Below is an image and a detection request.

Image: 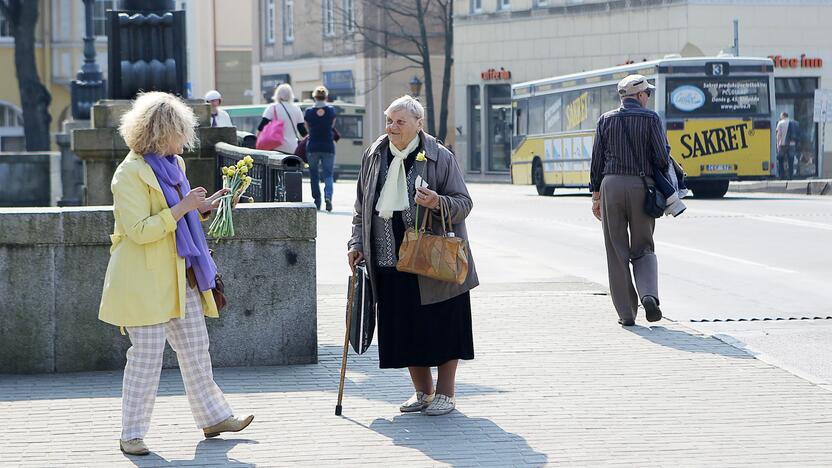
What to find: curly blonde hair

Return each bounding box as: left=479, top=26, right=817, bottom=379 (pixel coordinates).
left=118, top=91, right=198, bottom=155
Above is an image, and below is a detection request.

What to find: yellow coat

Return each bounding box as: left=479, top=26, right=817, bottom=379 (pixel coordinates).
left=98, top=151, right=219, bottom=328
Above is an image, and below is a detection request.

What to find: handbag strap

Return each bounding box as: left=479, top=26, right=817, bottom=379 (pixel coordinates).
left=280, top=102, right=300, bottom=139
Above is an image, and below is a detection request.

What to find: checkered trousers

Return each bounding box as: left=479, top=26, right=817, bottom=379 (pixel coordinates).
left=121, top=285, right=232, bottom=441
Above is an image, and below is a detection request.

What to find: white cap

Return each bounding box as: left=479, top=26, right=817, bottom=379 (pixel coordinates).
left=204, top=90, right=222, bottom=101
left=617, top=75, right=655, bottom=97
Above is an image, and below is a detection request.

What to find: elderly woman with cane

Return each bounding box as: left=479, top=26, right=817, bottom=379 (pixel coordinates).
left=347, top=95, right=478, bottom=416
left=98, top=92, right=253, bottom=456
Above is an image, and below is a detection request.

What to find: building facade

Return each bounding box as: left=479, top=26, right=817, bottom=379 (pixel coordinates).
left=254, top=0, right=454, bottom=147
left=454, top=0, right=832, bottom=179
left=0, top=0, right=252, bottom=151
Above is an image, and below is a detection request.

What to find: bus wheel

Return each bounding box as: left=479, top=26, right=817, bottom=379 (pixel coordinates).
left=533, top=159, right=554, bottom=196
left=691, top=180, right=729, bottom=198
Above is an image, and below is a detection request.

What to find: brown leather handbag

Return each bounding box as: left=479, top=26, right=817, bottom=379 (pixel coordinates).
left=396, top=198, right=469, bottom=284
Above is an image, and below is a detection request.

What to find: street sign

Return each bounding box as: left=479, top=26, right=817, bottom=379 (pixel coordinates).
left=814, top=89, right=832, bottom=122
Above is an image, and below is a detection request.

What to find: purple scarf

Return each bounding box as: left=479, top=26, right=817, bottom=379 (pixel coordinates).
left=143, top=153, right=217, bottom=292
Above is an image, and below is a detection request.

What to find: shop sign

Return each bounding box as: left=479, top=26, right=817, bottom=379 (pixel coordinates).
left=769, top=54, right=823, bottom=69
left=481, top=68, right=511, bottom=81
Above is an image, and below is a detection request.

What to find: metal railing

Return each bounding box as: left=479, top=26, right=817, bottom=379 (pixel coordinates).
left=214, top=139, right=304, bottom=202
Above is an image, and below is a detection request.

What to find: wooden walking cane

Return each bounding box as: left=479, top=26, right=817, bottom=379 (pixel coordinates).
left=335, top=267, right=358, bottom=416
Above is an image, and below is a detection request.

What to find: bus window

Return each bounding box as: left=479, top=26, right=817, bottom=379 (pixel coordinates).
left=563, top=89, right=601, bottom=131
left=666, top=77, right=770, bottom=118
left=600, top=85, right=620, bottom=113
left=514, top=98, right=528, bottom=136
left=335, top=114, right=363, bottom=139
left=544, top=94, right=562, bottom=133
left=582, top=89, right=601, bottom=130
left=528, top=96, right=545, bottom=135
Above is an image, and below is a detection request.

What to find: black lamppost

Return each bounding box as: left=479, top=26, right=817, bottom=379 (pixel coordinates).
left=409, top=76, right=423, bottom=98
left=70, top=0, right=106, bottom=120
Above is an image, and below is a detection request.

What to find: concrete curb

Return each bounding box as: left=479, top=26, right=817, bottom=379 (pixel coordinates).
left=729, top=179, right=832, bottom=196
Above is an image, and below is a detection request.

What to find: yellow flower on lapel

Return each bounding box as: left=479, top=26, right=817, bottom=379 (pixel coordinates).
left=415, top=151, right=427, bottom=162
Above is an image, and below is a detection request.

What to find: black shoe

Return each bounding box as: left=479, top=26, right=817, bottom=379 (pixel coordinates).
left=314, top=199, right=321, bottom=210
left=618, top=318, right=635, bottom=327
left=642, top=295, right=662, bottom=322
left=325, top=199, right=333, bottom=212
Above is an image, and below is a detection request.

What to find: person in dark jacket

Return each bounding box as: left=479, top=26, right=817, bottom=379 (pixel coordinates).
left=304, top=86, right=337, bottom=211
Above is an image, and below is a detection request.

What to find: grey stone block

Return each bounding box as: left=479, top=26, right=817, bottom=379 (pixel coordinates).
left=53, top=244, right=123, bottom=373
left=0, top=246, right=55, bottom=373
left=0, top=204, right=317, bottom=373
left=0, top=153, right=53, bottom=207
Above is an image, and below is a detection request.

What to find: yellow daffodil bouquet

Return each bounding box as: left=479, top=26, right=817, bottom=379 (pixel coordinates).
left=208, top=156, right=254, bottom=238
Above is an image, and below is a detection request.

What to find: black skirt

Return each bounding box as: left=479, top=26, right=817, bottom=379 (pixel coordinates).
left=375, top=267, right=474, bottom=369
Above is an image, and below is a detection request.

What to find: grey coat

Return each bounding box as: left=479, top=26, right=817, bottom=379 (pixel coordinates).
left=348, top=131, right=479, bottom=305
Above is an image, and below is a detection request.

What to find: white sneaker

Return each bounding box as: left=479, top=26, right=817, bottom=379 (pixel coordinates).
left=399, top=391, right=434, bottom=413
left=119, top=438, right=150, bottom=456
left=423, top=393, right=456, bottom=416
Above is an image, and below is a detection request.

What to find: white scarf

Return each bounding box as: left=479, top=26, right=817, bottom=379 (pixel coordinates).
left=376, top=135, right=420, bottom=220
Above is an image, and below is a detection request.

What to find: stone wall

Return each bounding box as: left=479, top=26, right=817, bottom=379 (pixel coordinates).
left=0, top=152, right=61, bottom=207
left=0, top=203, right=318, bottom=374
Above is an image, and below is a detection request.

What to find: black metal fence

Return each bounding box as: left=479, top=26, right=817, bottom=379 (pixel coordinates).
left=214, top=141, right=304, bottom=203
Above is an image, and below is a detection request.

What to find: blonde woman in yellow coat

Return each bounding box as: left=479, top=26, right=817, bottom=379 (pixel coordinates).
left=99, top=92, right=253, bottom=456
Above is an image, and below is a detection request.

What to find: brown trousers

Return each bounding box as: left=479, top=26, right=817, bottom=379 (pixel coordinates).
left=600, top=175, right=659, bottom=322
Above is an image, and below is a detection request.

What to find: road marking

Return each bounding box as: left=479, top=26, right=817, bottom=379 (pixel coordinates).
left=655, top=241, right=798, bottom=274
left=474, top=210, right=799, bottom=274
left=691, top=208, right=832, bottom=231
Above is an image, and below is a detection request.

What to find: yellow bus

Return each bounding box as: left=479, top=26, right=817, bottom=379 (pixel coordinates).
left=511, top=56, right=776, bottom=198
left=224, top=101, right=366, bottom=178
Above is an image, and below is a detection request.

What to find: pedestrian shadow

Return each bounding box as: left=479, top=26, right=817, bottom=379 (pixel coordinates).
left=624, top=324, right=755, bottom=359
left=356, top=413, right=548, bottom=467
left=122, top=438, right=257, bottom=467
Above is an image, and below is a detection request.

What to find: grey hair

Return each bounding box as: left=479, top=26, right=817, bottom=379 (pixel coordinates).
left=273, top=83, right=294, bottom=102
left=384, top=95, right=424, bottom=121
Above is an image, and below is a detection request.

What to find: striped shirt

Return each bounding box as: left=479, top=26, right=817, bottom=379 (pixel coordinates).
left=590, top=98, right=670, bottom=192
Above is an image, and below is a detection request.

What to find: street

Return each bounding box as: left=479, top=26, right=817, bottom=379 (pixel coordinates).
left=318, top=180, right=832, bottom=387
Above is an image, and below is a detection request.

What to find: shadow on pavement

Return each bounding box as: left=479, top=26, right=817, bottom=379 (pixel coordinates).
left=0, top=345, right=507, bottom=403
left=625, top=325, right=755, bottom=358
left=123, top=438, right=257, bottom=467
left=354, top=413, right=548, bottom=467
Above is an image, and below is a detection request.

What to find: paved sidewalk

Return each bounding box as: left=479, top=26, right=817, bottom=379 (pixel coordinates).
left=3, top=281, right=832, bottom=467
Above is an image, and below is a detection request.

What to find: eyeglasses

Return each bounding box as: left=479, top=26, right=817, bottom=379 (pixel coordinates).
left=643, top=89, right=652, bottom=98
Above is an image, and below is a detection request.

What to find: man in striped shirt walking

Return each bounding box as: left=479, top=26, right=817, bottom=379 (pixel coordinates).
left=590, top=74, right=669, bottom=327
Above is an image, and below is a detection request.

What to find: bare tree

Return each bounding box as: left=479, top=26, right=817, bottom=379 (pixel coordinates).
left=350, top=0, right=453, bottom=142
left=0, top=0, right=52, bottom=151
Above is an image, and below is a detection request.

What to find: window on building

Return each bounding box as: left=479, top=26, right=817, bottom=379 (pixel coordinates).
left=0, top=8, right=11, bottom=38
left=343, top=0, right=355, bottom=34
left=497, top=0, right=510, bottom=11
left=470, top=0, right=483, bottom=14
left=93, top=0, right=117, bottom=37
left=283, top=0, right=294, bottom=42
left=323, top=0, right=335, bottom=37
left=0, top=103, right=24, bottom=152
left=266, top=0, right=276, bottom=44
left=535, top=0, right=549, bottom=7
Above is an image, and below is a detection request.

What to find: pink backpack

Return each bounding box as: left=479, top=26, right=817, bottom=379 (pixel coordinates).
left=255, top=106, right=285, bottom=150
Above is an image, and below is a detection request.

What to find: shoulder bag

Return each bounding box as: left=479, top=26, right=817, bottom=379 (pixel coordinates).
left=619, top=115, right=666, bottom=219
left=256, top=105, right=286, bottom=150
left=396, top=197, right=469, bottom=285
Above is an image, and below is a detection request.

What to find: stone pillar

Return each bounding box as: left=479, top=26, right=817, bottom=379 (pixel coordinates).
left=55, top=119, right=89, bottom=206
left=71, top=100, right=236, bottom=205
